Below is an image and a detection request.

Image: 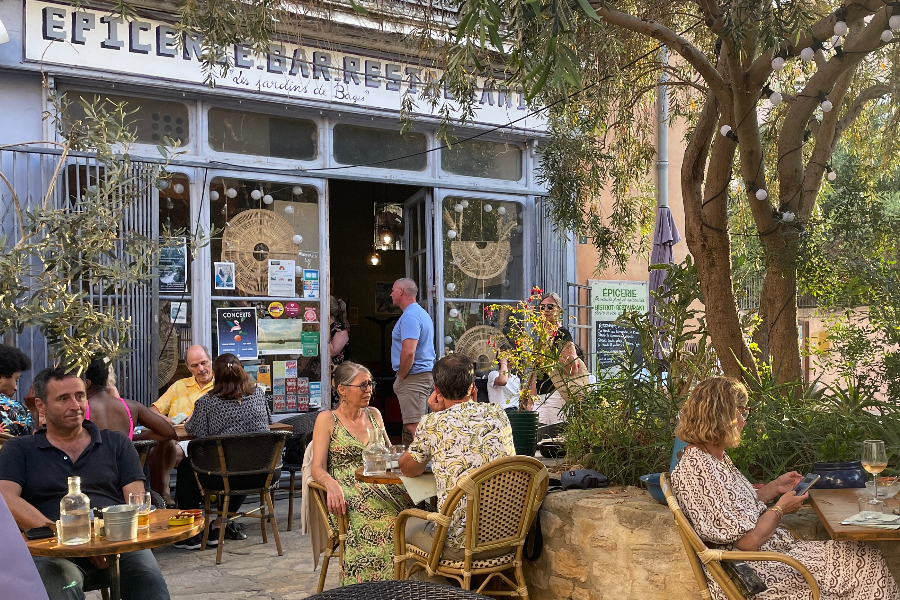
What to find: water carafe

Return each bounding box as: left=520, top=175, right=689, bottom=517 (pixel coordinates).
left=59, top=476, right=91, bottom=545
left=362, top=423, right=389, bottom=476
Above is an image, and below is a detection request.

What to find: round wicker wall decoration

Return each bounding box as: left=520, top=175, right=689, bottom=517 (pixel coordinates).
left=450, top=241, right=510, bottom=280
left=221, top=209, right=299, bottom=296
left=455, top=325, right=503, bottom=373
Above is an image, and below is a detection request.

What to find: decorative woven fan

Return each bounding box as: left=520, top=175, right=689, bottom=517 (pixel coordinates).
left=158, top=308, right=178, bottom=387
left=451, top=241, right=511, bottom=279
left=221, top=209, right=299, bottom=296
left=455, top=325, right=503, bottom=373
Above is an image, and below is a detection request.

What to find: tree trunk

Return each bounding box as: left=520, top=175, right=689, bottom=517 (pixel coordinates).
left=680, top=93, right=759, bottom=384
left=763, top=257, right=802, bottom=385
left=751, top=274, right=770, bottom=364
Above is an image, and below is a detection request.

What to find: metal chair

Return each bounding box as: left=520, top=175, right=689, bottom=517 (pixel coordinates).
left=187, top=430, right=290, bottom=564
left=308, top=480, right=348, bottom=593
left=394, top=455, right=548, bottom=598
left=659, top=472, right=820, bottom=600
left=278, top=411, right=320, bottom=530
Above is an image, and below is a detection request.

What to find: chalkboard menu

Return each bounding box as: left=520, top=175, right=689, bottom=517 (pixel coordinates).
left=595, top=321, right=642, bottom=369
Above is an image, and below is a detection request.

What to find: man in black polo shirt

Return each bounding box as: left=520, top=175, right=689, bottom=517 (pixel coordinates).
left=0, top=367, right=170, bottom=600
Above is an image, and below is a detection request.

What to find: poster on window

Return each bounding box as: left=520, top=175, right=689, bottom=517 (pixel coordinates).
left=158, top=237, right=187, bottom=293
left=258, top=318, right=305, bottom=356
left=267, top=259, right=296, bottom=297
left=214, top=262, right=236, bottom=290
left=216, top=307, right=258, bottom=360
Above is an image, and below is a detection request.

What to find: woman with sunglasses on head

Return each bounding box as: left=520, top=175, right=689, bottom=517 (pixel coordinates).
left=532, top=291, right=584, bottom=425
left=310, top=362, right=413, bottom=585
left=671, top=377, right=898, bottom=600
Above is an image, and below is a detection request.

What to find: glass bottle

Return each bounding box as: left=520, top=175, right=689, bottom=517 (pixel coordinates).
left=362, top=423, right=389, bottom=476
left=59, top=476, right=91, bottom=545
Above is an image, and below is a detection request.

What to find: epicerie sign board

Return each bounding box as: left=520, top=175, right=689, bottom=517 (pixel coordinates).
left=589, top=280, right=648, bottom=369
left=25, top=1, right=546, bottom=131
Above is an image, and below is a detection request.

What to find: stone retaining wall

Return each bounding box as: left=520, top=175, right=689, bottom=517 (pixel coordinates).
left=524, top=487, right=900, bottom=600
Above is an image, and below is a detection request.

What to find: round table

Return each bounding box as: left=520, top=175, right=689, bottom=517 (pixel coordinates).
left=26, top=509, right=204, bottom=600
left=354, top=466, right=404, bottom=486
left=308, top=580, right=491, bottom=599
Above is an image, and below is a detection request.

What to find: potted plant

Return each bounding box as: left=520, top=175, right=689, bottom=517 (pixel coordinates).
left=487, top=287, right=586, bottom=456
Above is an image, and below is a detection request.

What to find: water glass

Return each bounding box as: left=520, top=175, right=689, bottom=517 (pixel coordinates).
left=389, top=444, right=406, bottom=469
left=858, top=496, right=884, bottom=522
left=128, top=492, right=152, bottom=530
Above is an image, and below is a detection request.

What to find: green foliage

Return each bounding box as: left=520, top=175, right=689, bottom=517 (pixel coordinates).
left=560, top=257, right=718, bottom=484
left=0, top=94, right=179, bottom=373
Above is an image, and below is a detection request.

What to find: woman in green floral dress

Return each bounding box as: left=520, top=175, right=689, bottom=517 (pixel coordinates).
left=310, top=362, right=412, bottom=585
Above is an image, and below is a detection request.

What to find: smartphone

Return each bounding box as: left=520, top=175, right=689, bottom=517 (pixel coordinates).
left=792, top=473, right=821, bottom=496
left=171, top=413, right=188, bottom=425
left=25, top=526, right=56, bottom=540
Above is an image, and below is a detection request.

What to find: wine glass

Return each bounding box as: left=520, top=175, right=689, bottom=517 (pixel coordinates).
left=862, top=440, right=888, bottom=508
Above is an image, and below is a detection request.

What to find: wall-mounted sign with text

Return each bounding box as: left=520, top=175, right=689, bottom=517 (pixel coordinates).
left=25, top=1, right=545, bottom=131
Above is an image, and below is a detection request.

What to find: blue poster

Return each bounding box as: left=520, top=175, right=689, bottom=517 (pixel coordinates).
left=216, top=307, right=258, bottom=360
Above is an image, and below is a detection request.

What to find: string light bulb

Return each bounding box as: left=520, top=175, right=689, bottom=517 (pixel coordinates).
left=892, top=15, right=900, bottom=31
left=366, top=251, right=381, bottom=266
left=818, top=91, right=833, bottom=112
left=800, top=46, right=815, bottom=62
left=209, top=190, right=219, bottom=201
left=772, top=55, right=786, bottom=71
left=720, top=124, right=739, bottom=142
left=173, top=183, right=184, bottom=194
left=762, top=84, right=782, bottom=106
left=782, top=211, right=796, bottom=223
left=251, top=189, right=262, bottom=200
left=826, top=165, right=837, bottom=181
left=263, top=194, right=273, bottom=204
left=882, top=28, right=894, bottom=43
left=748, top=183, right=768, bottom=201
left=225, top=188, right=237, bottom=199
left=292, top=234, right=303, bottom=245
left=834, top=20, right=848, bottom=37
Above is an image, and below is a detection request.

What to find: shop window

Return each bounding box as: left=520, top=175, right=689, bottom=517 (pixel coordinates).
left=212, top=300, right=324, bottom=413
left=443, top=301, right=514, bottom=376
left=441, top=137, right=522, bottom=181
left=442, top=197, right=524, bottom=302
left=208, top=108, right=317, bottom=161
left=332, top=124, right=427, bottom=171
left=209, top=178, right=319, bottom=298
left=63, top=91, right=190, bottom=146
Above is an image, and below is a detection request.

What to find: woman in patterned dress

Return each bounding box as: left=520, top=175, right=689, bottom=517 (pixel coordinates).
left=310, top=361, right=412, bottom=585
left=671, top=377, right=899, bottom=600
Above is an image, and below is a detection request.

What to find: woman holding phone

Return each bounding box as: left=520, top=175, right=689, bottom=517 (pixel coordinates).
left=670, top=377, right=897, bottom=600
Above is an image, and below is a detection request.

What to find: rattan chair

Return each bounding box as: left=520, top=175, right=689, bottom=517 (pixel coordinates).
left=659, top=472, right=820, bottom=600
left=308, top=480, right=348, bottom=593
left=307, top=580, right=491, bottom=599
left=394, top=455, right=548, bottom=598
left=187, top=430, right=290, bottom=564
left=132, top=439, right=158, bottom=469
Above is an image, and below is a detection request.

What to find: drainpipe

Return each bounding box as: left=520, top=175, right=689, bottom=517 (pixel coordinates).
left=657, top=47, right=669, bottom=208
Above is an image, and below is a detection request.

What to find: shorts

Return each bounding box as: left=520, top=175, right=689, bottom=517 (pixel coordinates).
left=394, top=371, right=434, bottom=424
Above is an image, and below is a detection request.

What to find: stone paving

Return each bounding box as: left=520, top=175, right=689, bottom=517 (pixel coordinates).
left=86, top=492, right=339, bottom=599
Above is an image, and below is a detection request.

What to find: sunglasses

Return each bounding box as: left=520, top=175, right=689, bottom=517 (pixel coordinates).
left=539, top=304, right=558, bottom=312
left=343, top=380, right=376, bottom=392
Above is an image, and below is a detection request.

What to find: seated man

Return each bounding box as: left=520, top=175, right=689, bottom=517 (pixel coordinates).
left=0, top=367, right=170, bottom=600
left=0, top=345, right=33, bottom=436
left=148, top=345, right=214, bottom=504
left=399, top=354, right=515, bottom=558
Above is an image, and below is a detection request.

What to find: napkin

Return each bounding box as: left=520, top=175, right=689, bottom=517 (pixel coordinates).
left=840, top=512, right=900, bottom=529
left=398, top=473, right=438, bottom=504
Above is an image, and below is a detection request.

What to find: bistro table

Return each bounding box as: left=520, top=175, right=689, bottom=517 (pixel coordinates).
left=26, top=509, right=204, bottom=600
left=354, top=466, right=437, bottom=511
left=174, top=421, right=293, bottom=441
left=809, top=488, right=900, bottom=541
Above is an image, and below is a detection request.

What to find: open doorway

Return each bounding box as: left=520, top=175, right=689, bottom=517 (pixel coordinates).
left=328, top=179, right=425, bottom=434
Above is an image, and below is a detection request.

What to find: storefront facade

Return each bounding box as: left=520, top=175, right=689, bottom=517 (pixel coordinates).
left=0, top=1, right=555, bottom=410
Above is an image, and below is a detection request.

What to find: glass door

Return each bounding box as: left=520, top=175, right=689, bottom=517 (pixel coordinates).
left=404, top=188, right=435, bottom=320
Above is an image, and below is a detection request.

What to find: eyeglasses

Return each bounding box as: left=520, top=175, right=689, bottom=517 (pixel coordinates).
left=343, top=380, right=376, bottom=392
left=539, top=304, right=558, bottom=312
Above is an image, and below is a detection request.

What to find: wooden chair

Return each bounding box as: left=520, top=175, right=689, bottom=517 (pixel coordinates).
left=308, top=480, right=348, bottom=593
left=187, top=431, right=290, bottom=564
left=659, top=472, right=820, bottom=600
left=394, top=456, right=548, bottom=599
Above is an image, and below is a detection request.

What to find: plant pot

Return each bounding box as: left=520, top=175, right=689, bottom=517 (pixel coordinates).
left=811, top=460, right=867, bottom=489
left=508, top=410, right=539, bottom=457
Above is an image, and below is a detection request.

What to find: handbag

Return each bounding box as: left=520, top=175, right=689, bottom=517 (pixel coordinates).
left=721, top=560, right=768, bottom=596
left=560, top=469, right=608, bottom=490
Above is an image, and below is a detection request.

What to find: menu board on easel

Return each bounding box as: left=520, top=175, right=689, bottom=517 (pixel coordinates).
left=590, top=280, right=648, bottom=369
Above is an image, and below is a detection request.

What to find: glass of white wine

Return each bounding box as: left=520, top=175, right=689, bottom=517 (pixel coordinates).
left=862, top=440, right=888, bottom=514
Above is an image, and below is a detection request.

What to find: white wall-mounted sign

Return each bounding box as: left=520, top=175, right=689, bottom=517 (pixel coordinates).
left=25, top=1, right=545, bottom=131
